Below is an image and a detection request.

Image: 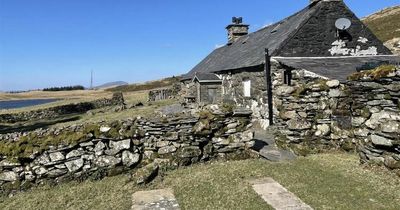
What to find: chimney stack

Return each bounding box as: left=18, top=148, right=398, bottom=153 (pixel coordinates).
left=226, top=17, right=249, bottom=44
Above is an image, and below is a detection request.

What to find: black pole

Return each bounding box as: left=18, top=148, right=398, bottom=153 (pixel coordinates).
left=265, top=48, right=273, bottom=125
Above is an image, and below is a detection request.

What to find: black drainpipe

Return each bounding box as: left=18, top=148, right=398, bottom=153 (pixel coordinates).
left=264, top=48, right=273, bottom=125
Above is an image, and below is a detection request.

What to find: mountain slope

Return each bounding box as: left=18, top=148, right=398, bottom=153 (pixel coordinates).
left=363, top=6, right=400, bottom=55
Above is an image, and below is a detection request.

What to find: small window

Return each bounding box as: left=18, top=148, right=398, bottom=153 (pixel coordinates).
left=243, top=80, right=251, bottom=97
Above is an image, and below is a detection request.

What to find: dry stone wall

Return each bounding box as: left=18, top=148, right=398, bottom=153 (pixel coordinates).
left=273, top=65, right=400, bottom=174
left=0, top=106, right=255, bottom=194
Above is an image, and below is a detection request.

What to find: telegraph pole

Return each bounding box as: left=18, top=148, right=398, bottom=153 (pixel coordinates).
left=90, top=70, right=93, bottom=89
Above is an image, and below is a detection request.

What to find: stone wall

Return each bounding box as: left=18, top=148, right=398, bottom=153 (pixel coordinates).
left=348, top=67, right=400, bottom=173
left=148, top=84, right=181, bottom=102
left=0, top=93, right=125, bottom=123
left=0, top=106, right=255, bottom=194
left=272, top=65, right=400, bottom=174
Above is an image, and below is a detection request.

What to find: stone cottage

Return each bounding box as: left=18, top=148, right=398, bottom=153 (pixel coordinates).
left=181, top=0, right=399, bottom=127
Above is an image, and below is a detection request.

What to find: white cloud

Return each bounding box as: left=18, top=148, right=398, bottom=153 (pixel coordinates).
left=215, top=44, right=225, bottom=49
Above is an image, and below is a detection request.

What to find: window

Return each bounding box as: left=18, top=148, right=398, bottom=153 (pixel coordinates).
left=243, top=80, right=251, bottom=97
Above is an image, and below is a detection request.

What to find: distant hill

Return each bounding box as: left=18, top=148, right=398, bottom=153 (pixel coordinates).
left=94, top=81, right=128, bottom=89
left=106, top=76, right=181, bottom=92
left=363, top=6, right=400, bottom=55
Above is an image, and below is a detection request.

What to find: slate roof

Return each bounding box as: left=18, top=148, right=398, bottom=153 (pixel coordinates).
left=183, top=0, right=393, bottom=81
left=183, top=3, right=320, bottom=80
left=274, top=55, right=400, bottom=82
left=193, top=73, right=222, bottom=83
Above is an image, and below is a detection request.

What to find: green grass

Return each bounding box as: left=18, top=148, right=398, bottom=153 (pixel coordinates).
left=1, top=153, right=398, bottom=210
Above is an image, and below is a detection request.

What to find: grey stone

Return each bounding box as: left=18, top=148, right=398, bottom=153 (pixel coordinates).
left=354, top=128, right=369, bottom=137
left=47, top=169, right=68, bottom=177
left=132, top=163, right=159, bottom=184
left=280, top=111, right=298, bottom=120
left=326, top=80, right=340, bottom=88
left=155, top=141, right=170, bottom=148
left=0, top=160, right=21, bottom=168
left=352, top=117, right=367, bottom=127
left=66, top=149, right=84, bottom=159
left=381, top=121, right=400, bottom=133
left=276, top=86, right=296, bottom=96
left=94, top=156, right=121, bottom=168
left=122, top=151, right=140, bottom=167
left=329, top=89, right=342, bottom=98
left=49, top=152, right=65, bottom=162
left=94, top=141, right=106, bottom=152
left=315, top=124, right=330, bottom=136
left=36, top=153, right=51, bottom=165
left=100, top=126, right=111, bottom=133
left=109, top=139, right=131, bottom=152
left=227, top=123, right=239, bottom=129
left=34, top=166, right=48, bottom=175
left=370, top=134, right=393, bottom=147
left=287, top=119, right=311, bottom=130
left=79, top=141, right=94, bottom=147
left=158, top=146, right=177, bottom=155
left=0, top=171, right=18, bottom=182
left=179, top=146, right=202, bottom=158
left=65, top=158, right=84, bottom=172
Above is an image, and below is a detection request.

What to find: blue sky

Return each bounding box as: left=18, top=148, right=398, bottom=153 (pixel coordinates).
left=0, top=0, right=399, bottom=91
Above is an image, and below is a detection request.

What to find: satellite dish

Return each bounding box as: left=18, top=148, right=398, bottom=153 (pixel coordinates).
left=335, top=18, right=351, bottom=30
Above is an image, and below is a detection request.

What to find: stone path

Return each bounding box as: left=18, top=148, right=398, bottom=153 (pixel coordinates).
left=131, top=188, right=180, bottom=210
left=252, top=128, right=296, bottom=162
left=249, top=178, right=313, bottom=210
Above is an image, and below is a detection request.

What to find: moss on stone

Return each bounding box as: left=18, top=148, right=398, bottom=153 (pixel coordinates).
left=348, top=65, right=396, bottom=81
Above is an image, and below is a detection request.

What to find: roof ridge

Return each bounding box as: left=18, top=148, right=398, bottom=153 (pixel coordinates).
left=272, top=3, right=322, bottom=56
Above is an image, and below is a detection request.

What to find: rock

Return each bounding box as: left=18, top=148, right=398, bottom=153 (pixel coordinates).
left=94, top=141, right=106, bottom=155
left=109, top=139, right=131, bottom=152
left=155, top=141, right=170, bottom=148
left=280, top=111, right=298, bottom=120
left=227, top=123, right=239, bottom=129
left=0, top=160, right=21, bottom=168
left=354, top=128, right=369, bottom=137
left=315, top=124, right=330, bottom=136
left=79, top=141, right=94, bottom=147
left=326, top=80, right=340, bottom=88
left=0, top=171, right=18, bottom=182
left=384, top=156, right=400, bottom=170
left=132, top=163, right=159, bottom=184
left=158, top=146, right=177, bottom=155
left=34, top=166, right=48, bottom=175
left=66, top=150, right=84, bottom=159
left=381, top=121, right=400, bottom=133
left=329, top=89, right=342, bottom=98
left=165, top=132, right=179, bottom=141
left=122, top=151, right=140, bottom=167
left=352, top=117, right=366, bottom=127
left=36, top=153, right=51, bottom=165
left=276, top=86, right=296, bottom=96
left=179, top=146, right=202, bottom=158
left=94, top=156, right=121, bottom=168
left=370, top=134, right=393, bottom=147
left=49, top=152, right=65, bottom=162
left=65, top=158, right=84, bottom=172
left=47, top=169, right=68, bottom=178
left=100, top=126, right=111, bottom=133
left=287, top=119, right=311, bottom=130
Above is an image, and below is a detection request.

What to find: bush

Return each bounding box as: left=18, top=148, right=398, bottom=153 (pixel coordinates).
left=43, top=85, right=85, bottom=91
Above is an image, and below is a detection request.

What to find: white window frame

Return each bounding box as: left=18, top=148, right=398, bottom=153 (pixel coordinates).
left=243, top=80, right=251, bottom=97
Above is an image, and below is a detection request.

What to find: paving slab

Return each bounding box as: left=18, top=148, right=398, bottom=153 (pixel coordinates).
left=249, top=178, right=313, bottom=210
left=132, top=188, right=180, bottom=210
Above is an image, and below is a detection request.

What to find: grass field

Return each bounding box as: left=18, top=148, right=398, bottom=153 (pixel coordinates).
left=1, top=153, right=398, bottom=210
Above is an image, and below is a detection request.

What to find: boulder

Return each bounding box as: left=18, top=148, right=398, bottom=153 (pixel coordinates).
left=280, top=111, right=298, bottom=120
left=65, top=158, right=84, bottom=172
left=370, top=134, right=393, bottom=147
left=384, top=156, right=400, bottom=170
left=329, top=89, right=342, bottom=98
left=158, top=146, right=177, bottom=155
left=155, top=141, right=170, bottom=148
left=49, top=152, right=65, bottom=162
left=275, top=86, right=296, bottom=96
left=122, top=151, right=140, bottom=167
left=0, top=171, right=18, bottom=182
